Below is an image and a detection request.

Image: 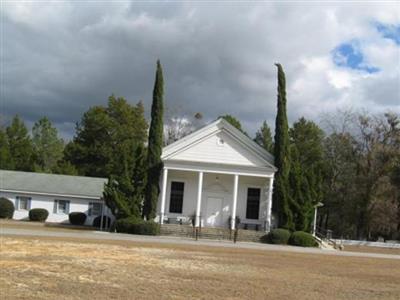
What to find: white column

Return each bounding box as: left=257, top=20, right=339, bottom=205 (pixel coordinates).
left=159, top=168, right=168, bottom=224
left=313, top=207, right=318, bottom=236
left=231, top=174, right=239, bottom=230
left=195, top=171, right=204, bottom=227
left=265, top=177, right=274, bottom=232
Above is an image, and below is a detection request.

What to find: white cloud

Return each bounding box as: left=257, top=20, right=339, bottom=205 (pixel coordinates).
left=2, top=1, right=399, bottom=139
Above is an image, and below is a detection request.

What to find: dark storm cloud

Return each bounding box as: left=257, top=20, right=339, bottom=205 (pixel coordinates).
left=2, top=2, right=399, bottom=139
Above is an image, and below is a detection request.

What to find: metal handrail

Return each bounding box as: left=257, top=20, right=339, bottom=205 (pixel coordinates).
left=315, top=226, right=338, bottom=249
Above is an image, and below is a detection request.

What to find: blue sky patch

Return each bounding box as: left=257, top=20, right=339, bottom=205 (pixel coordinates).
left=376, top=23, right=400, bottom=45
left=332, top=42, right=379, bottom=73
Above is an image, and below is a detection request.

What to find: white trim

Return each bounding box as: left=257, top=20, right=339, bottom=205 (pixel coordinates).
left=195, top=172, right=203, bottom=227
left=164, top=161, right=274, bottom=178
left=0, top=189, right=102, bottom=200
left=162, top=118, right=277, bottom=170
left=231, top=174, right=239, bottom=230
left=266, top=177, right=274, bottom=232
left=162, top=120, right=221, bottom=156
left=159, top=168, right=168, bottom=224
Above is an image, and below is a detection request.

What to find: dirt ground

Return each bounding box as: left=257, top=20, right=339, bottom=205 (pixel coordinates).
left=1, top=236, right=399, bottom=300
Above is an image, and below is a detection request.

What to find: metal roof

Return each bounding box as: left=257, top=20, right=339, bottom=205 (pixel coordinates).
left=0, top=170, right=107, bottom=199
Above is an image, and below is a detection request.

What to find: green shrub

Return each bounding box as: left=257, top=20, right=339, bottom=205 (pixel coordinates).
left=93, top=215, right=111, bottom=228
left=29, top=208, right=49, bottom=222
left=0, top=197, right=14, bottom=219
left=263, top=228, right=291, bottom=244
left=69, top=212, right=87, bottom=225
left=289, top=231, right=318, bottom=247
left=115, top=217, right=160, bottom=235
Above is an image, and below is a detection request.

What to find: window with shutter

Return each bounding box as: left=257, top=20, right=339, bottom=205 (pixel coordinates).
left=89, top=202, right=102, bottom=216
left=16, top=196, right=31, bottom=210
left=55, top=200, right=70, bottom=214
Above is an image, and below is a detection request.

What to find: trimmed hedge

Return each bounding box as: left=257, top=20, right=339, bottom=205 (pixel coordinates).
left=115, top=217, right=160, bottom=235
left=289, top=231, right=318, bottom=247
left=29, top=208, right=49, bottom=222
left=69, top=212, right=87, bottom=225
left=93, top=215, right=111, bottom=228
left=0, top=197, right=14, bottom=219
left=264, top=228, right=291, bottom=244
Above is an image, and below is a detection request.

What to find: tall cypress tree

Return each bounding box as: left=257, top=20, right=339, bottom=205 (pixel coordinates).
left=143, top=60, right=164, bottom=220
left=272, top=64, right=293, bottom=230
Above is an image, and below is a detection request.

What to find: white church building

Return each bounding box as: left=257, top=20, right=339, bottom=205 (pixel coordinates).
left=157, top=118, right=277, bottom=232
left=1, top=118, right=276, bottom=233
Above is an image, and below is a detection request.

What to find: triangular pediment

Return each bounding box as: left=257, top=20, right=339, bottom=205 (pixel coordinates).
left=162, top=119, right=276, bottom=170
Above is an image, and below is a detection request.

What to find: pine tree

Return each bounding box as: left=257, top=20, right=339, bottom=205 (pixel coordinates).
left=65, top=96, right=148, bottom=178
left=272, top=64, right=293, bottom=230
left=32, top=117, right=64, bottom=173
left=219, top=114, right=247, bottom=135
left=6, top=115, right=35, bottom=171
left=143, top=60, right=164, bottom=220
left=289, top=117, right=325, bottom=232
left=254, top=121, right=274, bottom=153
left=0, top=127, right=14, bottom=170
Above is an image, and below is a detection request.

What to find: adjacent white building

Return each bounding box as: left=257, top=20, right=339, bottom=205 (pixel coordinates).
left=0, top=170, right=110, bottom=226
left=158, top=118, right=277, bottom=232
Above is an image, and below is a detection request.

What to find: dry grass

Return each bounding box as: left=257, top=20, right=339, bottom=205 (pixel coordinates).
left=1, top=236, right=400, bottom=300
left=343, top=245, right=400, bottom=255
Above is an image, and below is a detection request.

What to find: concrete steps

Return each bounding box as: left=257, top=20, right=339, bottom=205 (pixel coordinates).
left=160, top=224, right=265, bottom=242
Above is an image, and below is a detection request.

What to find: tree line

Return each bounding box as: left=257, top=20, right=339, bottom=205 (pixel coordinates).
left=1, top=62, right=399, bottom=240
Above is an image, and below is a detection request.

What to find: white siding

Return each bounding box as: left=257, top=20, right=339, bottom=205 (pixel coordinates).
left=169, top=132, right=266, bottom=167
left=159, top=170, right=270, bottom=228
left=0, top=191, right=112, bottom=225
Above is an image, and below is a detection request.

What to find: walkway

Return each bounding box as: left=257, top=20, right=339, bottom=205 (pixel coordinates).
left=1, top=225, right=399, bottom=260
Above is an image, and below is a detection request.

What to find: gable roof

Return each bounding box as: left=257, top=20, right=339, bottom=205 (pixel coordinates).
left=162, top=118, right=276, bottom=170
left=0, top=170, right=107, bottom=199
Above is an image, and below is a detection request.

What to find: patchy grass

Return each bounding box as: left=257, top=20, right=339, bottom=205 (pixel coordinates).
left=0, top=236, right=399, bottom=300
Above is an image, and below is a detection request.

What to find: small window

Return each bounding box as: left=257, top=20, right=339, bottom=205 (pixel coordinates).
left=16, top=196, right=31, bottom=210
left=246, top=188, right=261, bottom=220
left=89, top=202, right=102, bottom=216
left=169, top=182, right=184, bottom=213
left=55, top=200, right=70, bottom=214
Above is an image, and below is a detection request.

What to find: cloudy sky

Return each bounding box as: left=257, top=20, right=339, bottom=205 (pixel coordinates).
left=2, top=1, right=399, bottom=139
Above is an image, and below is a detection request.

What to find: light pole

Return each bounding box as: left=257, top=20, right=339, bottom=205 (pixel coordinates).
left=313, top=202, right=324, bottom=236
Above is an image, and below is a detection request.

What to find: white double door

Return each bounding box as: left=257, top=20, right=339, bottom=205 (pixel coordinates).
left=205, top=195, right=227, bottom=227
